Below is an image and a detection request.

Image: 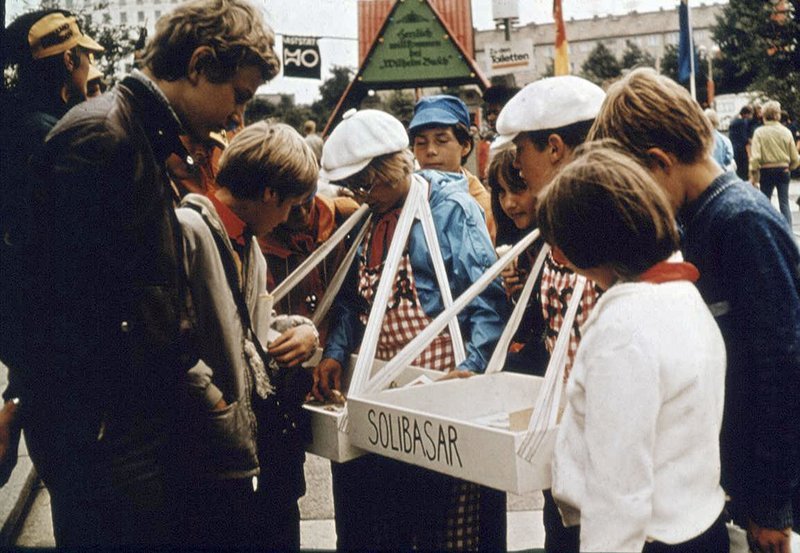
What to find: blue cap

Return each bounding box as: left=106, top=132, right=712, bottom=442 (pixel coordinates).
left=408, top=95, right=471, bottom=134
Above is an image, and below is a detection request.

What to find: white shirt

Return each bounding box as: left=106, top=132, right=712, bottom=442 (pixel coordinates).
left=552, top=280, right=727, bottom=552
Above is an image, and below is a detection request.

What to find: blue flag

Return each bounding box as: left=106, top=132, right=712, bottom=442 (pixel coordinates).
left=678, top=0, right=694, bottom=83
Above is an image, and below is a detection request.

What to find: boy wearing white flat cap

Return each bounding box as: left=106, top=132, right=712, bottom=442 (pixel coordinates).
left=312, top=108, right=508, bottom=550
left=491, top=75, right=605, bottom=553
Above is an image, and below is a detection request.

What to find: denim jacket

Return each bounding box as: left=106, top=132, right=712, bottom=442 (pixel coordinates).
left=323, top=169, right=508, bottom=373
left=679, top=171, right=800, bottom=529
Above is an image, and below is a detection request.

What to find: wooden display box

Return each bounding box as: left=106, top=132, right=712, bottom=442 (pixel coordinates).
left=346, top=372, right=557, bottom=493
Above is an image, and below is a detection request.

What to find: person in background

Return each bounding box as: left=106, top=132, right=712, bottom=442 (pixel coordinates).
left=704, top=108, right=736, bottom=173
left=590, top=67, right=800, bottom=553
left=19, top=0, right=281, bottom=544
left=477, top=84, right=518, bottom=181
left=491, top=75, right=606, bottom=553
left=408, top=94, right=497, bottom=242
left=0, top=8, right=104, bottom=487
left=175, top=121, right=318, bottom=547
left=729, top=105, right=752, bottom=181
left=303, top=119, right=324, bottom=163
left=749, top=100, right=800, bottom=227
left=262, top=187, right=359, bottom=345
left=313, top=108, right=508, bottom=551
left=541, top=143, right=729, bottom=553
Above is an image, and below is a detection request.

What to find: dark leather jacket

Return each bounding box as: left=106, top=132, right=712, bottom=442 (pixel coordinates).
left=24, top=71, right=194, bottom=424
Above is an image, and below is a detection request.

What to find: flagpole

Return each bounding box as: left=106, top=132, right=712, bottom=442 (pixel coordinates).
left=687, top=0, right=696, bottom=100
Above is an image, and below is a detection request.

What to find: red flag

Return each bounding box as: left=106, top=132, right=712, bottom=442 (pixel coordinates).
left=553, top=0, right=569, bottom=75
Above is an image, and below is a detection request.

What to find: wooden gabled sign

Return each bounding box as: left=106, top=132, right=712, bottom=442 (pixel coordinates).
left=359, top=0, right=486, bottom=86
left=324, top=0, right=488, bottom=135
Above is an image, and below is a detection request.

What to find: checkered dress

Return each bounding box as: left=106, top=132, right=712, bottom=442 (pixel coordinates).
left=348, top=218, right=499, bottom=551
left=357, top=226, right=455, bottom=372
left=540, top=252, right=602, bottom=381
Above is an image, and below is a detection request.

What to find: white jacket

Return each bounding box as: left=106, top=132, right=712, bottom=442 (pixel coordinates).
left=552, top=280, right=727, bottom=552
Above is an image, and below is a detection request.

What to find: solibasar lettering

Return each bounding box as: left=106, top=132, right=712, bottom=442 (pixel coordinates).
left=367, top=409, right=462, bottom=468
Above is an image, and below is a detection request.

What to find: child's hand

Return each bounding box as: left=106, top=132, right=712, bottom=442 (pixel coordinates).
left=501, top=259, right=525, bottom=299
left=268, top=325, right=318, bottom=367
left=312, top=358, right=344, bottom=402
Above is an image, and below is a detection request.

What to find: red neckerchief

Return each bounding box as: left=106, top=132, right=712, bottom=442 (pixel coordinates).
left=638, top=260, right=700, bottom=284
left=366, top=207, right=402, bottom=267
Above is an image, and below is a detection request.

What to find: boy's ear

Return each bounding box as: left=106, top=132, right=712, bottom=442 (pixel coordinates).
left=645, top=147, right=674, bottom=173
left=187, top=46, right=216, bottom=84
left=63, top=50, right=77, bottom=72
left=261, top=186, right=276, bottom=203
left=547, top=134, right=567, bottom=163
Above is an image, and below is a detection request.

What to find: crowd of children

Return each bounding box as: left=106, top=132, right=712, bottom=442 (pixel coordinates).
left=2, top=0, right=799, bottom=550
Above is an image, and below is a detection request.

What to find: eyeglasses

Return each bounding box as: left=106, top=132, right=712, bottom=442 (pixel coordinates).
left=340, top=181, right=375, bottom=197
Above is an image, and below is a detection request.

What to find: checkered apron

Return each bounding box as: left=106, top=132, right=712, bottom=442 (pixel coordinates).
left=357, top=224, right=455, bottom=372
left=355, top=218, right=492, bottom=551
left=540, top=252, right=602, bottom=381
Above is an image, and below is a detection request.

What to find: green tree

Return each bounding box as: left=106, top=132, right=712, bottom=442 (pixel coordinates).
left=580, top=42, right=621, bottom=85
left=712, top=0, right=800, bottom=115
left=620, top=40, right=655, bottom=70
left=660, top=43, right=712, bottom=107
left=311, top=65, right=354, bottom=126
left=77, top=6, right=138, bottom=82
left=384, top=89, right=415, bottom=125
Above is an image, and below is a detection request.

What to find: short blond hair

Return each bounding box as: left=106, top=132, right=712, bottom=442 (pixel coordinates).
left=589, top=68, right=713, bottom=164
left=537, top=141, right=678, bottom=280
left=141, top=0, right=280, bottom=82
left=335, top=150, right=414, bottom=191
left=762, top=100, right=781, bottom=122
left=217, top=121, right=318, bottom=201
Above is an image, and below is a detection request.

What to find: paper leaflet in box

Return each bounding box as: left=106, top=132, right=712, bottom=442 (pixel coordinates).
left=272, top=178, right=467, bottom=461
left=346, top=231, right=584, bottom=493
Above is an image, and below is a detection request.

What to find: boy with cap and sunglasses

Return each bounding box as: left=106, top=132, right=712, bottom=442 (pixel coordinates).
left=0, top=8, right=104, bottom=486
left=16, top=0, right=281, bottom=545
left=409, top=94, right=497, bottom=242
left=312, top=108, right=508, bottom=551
left=491, top=74, right=606, bottom=553
left=589, top=67, right=800, bottom=553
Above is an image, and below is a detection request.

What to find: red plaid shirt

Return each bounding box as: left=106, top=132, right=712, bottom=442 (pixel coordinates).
left=540, top=253, right=602, bottom=380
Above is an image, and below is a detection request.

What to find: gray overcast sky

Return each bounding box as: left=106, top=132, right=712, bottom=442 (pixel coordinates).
left=6, top=0, right=727, bottom=103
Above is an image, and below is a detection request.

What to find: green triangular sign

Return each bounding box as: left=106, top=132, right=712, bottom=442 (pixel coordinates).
left=360, top=0, right=478, bottom=85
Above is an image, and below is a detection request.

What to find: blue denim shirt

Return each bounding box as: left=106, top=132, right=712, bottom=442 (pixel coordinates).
left=323, top=169, right=508, bottom=373
left=679, top=171, right=800, bottom=529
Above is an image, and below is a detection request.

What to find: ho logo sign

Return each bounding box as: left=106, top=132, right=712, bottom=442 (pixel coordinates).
left=283, top=35, right=321, bottom=79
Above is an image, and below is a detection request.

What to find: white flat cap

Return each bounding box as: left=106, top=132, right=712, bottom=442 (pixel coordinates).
left=320, top=108, right=409, bottom=182
left=492, top=75, right=606, bottom=151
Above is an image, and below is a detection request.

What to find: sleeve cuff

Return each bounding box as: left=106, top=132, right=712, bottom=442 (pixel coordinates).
left=202, top=384, right=224, bottom=410
left=748, top=498, right=794, bottom=530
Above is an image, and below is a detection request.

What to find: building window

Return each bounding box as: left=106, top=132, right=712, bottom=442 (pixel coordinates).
left=120, top=12, right=127, bottom=23
left=66, top=0, right=74, bottom=7
left=155, top=10, right=161, bottom=18
left=138, top=11, right=145, bottom=22
left=647, top=34, right=660, bottom=46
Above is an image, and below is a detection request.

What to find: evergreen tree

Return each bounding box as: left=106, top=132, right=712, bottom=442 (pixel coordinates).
left=660, top=43, right=711, bottom=107
left=580, top=42, right=621, bottom=85
left=712, top=0, right=799, bottom=115
left=620, top=40, right=655, bottom=70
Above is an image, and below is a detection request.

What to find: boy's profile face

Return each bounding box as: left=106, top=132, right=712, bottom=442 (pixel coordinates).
left=180, top=59, right=263, bottom=143
left=512, top=133, right=560, bottom=196
left=412, top=126, right=469, bottom=173
left=242, top=189, right=311, bottom=237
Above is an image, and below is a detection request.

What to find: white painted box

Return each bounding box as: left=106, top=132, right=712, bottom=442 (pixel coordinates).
left=346, top=371, right=557, bottom=493
left=303, top=354, right=443, bottom=463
